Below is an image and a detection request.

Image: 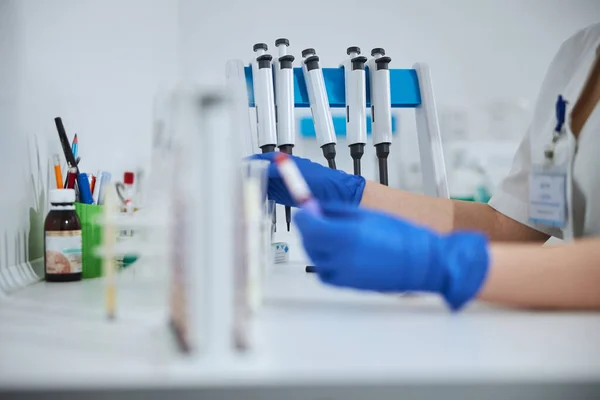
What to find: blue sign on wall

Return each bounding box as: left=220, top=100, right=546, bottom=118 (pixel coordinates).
left=298, top=115, right=398, bottom=138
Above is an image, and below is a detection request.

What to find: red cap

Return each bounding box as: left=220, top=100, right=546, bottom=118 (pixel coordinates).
left=274, top=152, right=288, bottom=164
left=123, top=171, right=135, bottom=185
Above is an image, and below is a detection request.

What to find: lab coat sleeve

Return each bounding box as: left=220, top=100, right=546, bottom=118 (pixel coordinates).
left=487, top=26, right=597, bottom=240
left=488, top=132, right=563, bottom=239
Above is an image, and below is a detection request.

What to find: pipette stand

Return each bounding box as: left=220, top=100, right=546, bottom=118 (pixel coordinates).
left=227, top=59, right=449, bottom=198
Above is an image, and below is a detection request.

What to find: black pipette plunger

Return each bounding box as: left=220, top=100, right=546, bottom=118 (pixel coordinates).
left=279, top=144, right=294, bottom=231
left=350, top=143, right=364, bottom=175
left=322, top=143, right=337, bottom=170
left=375, top=143, right=390, bottom=186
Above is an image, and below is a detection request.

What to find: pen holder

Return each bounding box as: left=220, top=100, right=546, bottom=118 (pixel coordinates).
left=75, top=202, right=104, bottom=279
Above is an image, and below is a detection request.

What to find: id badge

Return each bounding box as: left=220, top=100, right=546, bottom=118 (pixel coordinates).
left=529, top=164, right=567, bottom=228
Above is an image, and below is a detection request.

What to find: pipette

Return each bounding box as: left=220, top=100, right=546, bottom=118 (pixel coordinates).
left=301, top=48, right=337, bottom=170
left=252, top=43, right=278, bottom=230
left=274, top=38, right=296, bottom=231
left=342, top=46, right=368, bottom=175
left=252, top=43, right=277, bottom=154
left=367, top=48, right=392, bottom=186
left=273, top=152, right=321, bottom=216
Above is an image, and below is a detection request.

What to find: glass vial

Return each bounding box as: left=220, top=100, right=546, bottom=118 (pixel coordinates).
left=44, top=189, right=82, bottom=282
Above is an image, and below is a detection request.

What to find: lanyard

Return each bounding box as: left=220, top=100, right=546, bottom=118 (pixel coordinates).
left=544, top=95, right=568, bottom=162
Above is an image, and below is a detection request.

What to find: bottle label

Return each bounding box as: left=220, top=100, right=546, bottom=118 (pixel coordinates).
left=45, top=230, right=82, bottom=274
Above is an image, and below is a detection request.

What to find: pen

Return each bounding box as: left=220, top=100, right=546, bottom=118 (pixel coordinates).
left=96, top=172, right=112, bottom=205
left=90, top=174, right=96, bottom=195
left=92, top=172, right=102, bottom=205
left=77, top=173, right=94, bottom=204
left=65, top=167, right=77, bottom=189
left=555, top=95, right=567, bottom=133
left=54, top=117, right=78, bottom=172
left=63, top=157, right=81, bottom=188
left=71, top=134, right=78, bottom=159
left=53, top=154, right=63, bottom=189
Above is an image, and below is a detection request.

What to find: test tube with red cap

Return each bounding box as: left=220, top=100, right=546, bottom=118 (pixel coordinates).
left=273, top=153, right=321, bottom=216
left=123, top=171, right=135, bottom=213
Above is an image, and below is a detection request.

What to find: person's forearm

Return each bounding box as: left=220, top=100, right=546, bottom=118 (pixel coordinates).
left=360, top=180, right=547, bottom=242
left=478, top=238, right=600, bottom=310
left=360, top=180, right=454, bottom=232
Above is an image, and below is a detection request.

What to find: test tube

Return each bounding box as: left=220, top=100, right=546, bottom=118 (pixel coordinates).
left=273, top=152, right=321, bottom=215
left=241, top=159, right=269, bottom=314
left=198, top=91, right=238, bottom=356
left=168, top=88, right=238, bottom=354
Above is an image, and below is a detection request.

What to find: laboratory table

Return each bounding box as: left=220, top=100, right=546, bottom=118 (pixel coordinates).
left=1, top=243, right=600, bottom=399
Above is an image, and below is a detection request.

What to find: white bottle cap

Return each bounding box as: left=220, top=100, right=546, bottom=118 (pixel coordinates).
left=49, top=189, right=76, bottom=204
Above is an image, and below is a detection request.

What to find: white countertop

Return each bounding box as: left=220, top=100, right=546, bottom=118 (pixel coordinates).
left=1, top=234, right=600, bottom=391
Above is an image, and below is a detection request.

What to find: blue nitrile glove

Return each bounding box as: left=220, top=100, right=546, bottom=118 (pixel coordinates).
left=294, top=204, right=490, bottom=311
left=250, top=153, right=366, bottom=208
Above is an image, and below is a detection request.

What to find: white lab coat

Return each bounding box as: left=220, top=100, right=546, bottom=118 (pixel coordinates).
left=488, top=23, right=600, bottom=240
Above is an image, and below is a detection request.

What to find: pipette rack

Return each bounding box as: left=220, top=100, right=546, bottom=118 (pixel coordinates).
left=228, top=61, right=449, bottom=198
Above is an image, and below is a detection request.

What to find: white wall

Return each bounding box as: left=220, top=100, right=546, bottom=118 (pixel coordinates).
left=0, top=0, right=179, bottom=286
left=181, top=0, right=600, bottom=102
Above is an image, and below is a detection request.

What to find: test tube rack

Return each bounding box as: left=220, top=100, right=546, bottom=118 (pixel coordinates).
left=226, top=56, right=449, bottom=199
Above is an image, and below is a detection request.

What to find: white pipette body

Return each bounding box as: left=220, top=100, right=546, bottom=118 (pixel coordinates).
left=274, top=39, right=295, bottom=148
left=252, top=43, right=277, bottom=151
left=302, top=49, right=336, bottom=148
left=367, top=48, right=392, bottom=146
left=342, top=47, right=367, bottom=147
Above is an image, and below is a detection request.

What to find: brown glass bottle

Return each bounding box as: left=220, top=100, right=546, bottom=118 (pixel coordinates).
left=44, top=189, right=82, bottom=282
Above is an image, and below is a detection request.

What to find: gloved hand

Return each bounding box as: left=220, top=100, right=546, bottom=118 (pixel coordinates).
left=294, top=204, right=490, bottom=311
left=250, top=153, right=366, bottom=208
